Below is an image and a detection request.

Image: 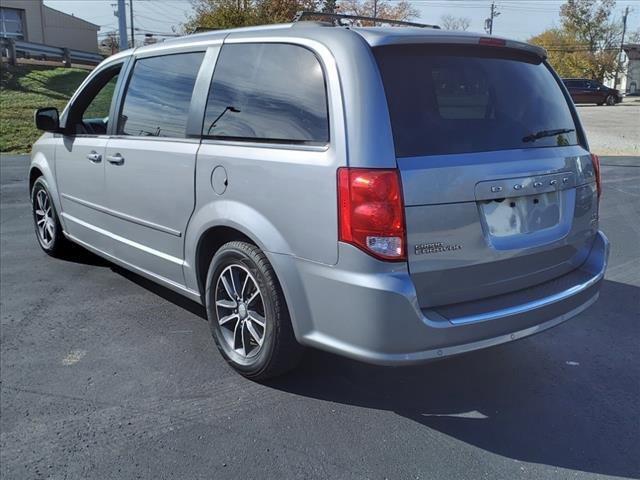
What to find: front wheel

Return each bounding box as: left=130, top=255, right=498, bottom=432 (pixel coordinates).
left=205, top=241, right=303, bottom=380
left=31, top=177, right=72, bottom=257
left=606, top=94, right=616, bottom=106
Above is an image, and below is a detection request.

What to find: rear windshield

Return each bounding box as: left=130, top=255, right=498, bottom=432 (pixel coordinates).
left=374, top=45, right=579, bottom=158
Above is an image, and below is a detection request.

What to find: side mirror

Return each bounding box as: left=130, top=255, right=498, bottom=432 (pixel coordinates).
left=34, top=107, right=60, bottom=132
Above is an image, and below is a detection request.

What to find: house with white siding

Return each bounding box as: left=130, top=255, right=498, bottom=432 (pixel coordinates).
left=622, top=44, right=640, bottom=95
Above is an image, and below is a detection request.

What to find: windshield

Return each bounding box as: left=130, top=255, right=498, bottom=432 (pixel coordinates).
left=374, top=45, right=579, bottom=158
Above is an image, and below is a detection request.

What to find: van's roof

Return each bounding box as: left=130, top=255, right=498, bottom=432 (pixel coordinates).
left=135, top=22, right=546, bottom=59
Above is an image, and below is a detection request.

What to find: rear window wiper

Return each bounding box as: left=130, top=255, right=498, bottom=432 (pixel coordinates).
left=522, top=128, right=575, bottom=143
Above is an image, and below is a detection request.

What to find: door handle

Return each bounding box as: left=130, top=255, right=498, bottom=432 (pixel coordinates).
left=106, top=153, right=124, bottom=165
left=86, top=151, right=102, bottom=163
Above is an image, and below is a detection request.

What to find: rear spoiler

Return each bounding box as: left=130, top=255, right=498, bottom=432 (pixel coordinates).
left=355, top=31, right=547, bottom=60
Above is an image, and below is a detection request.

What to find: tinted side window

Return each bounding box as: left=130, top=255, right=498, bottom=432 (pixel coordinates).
left=203, top=43, right=329, bottom=144
left=118, top=52, right=204, bottom=138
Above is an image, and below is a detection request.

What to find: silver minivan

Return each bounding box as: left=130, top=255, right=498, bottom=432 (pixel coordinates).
left=30, top=18, right=609, bottom=379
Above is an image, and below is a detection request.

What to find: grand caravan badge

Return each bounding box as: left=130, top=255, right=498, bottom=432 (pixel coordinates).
left=415, top=242, right=462, bottom=255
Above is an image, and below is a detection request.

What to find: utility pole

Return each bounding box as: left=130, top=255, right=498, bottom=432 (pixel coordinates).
left=613, top=6, right=630, bottom=90
left=485, top=1, right=500, bottom=35
left=373, top=0, right=378, bottom=26
left=129, top=0, right=134, bottom=48
left=117, top=0, right=127, bottom=51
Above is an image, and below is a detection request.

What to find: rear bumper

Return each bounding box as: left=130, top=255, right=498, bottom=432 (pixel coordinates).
left=271, top=231, right=609, bottom=366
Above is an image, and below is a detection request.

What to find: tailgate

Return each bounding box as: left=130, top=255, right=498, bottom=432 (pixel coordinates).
left=400, top=147, right=598, bottom=307
left=373, top=43, right=598, bottom=308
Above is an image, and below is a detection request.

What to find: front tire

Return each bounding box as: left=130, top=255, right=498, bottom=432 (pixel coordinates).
left=606, top=94, right=616, bottom=106
left=31, top=177, right=72, bottom=257
left=205, top=241, right=302, bottom=380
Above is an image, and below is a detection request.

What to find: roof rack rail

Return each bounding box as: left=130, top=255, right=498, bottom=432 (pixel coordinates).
left=292, top=11, right=440, bottom=29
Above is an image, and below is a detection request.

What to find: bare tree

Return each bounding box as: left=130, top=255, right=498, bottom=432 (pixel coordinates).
left=322, top=0, right=337, bottom=13
left=440, top=14, right=470, bottom=31
left=337, top=0, right=419, bottom=24
left=99, top=32, right=120, bottom=56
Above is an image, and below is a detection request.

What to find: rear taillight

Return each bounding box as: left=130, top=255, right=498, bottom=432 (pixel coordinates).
left=338, top=168, right=406, bottom=261
left=591, top=153, right=602, bottom=199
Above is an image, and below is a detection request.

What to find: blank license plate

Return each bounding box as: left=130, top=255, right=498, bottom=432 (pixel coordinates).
left=480, top=191, right=561, bottom=237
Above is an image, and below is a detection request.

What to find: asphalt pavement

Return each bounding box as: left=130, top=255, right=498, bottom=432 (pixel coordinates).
left=1, top=153, right=639, bottom=480
left=576, top=99, right=640, bottom=156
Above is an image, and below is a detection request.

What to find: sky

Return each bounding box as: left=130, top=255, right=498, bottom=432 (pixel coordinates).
left=44, top=0, right=640, bottom=43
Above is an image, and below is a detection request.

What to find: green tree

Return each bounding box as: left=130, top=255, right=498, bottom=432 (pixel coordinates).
left=529, top=0, right=624, bottom=82
left=183, top=0, right=320, bottom=32
left=556, top=0, right=622, bottom=82
left=259, top=0, right=321, bottom=23
left=183, top=0, right=259, bottom=31
left=529, top=28, right=591, bottom=78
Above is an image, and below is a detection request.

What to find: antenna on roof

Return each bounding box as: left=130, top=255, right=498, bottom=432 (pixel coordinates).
left=292, top=11, right=440, bottom=29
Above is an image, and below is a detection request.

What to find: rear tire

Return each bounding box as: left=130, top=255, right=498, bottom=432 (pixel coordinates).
left=205, top=241, right=303, bottom=380
left=31, top=177, right=73, bottom=257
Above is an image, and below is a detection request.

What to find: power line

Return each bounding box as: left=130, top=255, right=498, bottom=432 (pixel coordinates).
left=135, top=12, right=179, bottom=24
left=148, top=2, right=190, bottom=17
left=393, top=1, right=488, bottom=7
left=134, top=28, right=181, bottom=36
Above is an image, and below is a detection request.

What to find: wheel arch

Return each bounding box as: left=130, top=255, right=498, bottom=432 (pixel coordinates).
left=194, top=225, right=257, bottom=301
left=191, top=223, right=308, bottom=348
left=29, top=166, right=44, bottom=192
left=185, top=200, right=293, bottom=294
left=29, top=151, right=64, bottom=228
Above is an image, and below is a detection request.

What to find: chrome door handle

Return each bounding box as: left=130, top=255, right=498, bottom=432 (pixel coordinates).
left=86, top=151, right=102, bottom=163
left=106, top=153, right=124, bottom=165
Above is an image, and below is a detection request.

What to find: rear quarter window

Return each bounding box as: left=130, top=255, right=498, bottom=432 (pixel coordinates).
left=202, top=43, right=329, bottom=145
left=374, top=45, right=579, bottom=158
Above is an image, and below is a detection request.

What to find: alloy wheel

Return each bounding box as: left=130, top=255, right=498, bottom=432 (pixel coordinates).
left=34, top=189, right=55, bottom=248
left=215, top=264, right=266, bottom=358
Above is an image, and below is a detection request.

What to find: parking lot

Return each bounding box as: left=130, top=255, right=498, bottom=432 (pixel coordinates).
left=576, top=98, right=640, bottom=156
left=1, top=106, right=639, bottom=478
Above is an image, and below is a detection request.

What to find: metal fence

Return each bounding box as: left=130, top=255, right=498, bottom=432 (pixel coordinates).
left=0, top=37, right=103, bottom=67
